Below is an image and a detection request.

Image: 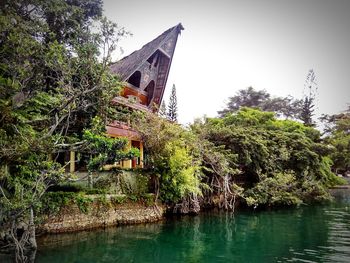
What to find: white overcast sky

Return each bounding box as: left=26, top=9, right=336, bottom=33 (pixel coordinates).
left=103, top=0, right=350, bottom=125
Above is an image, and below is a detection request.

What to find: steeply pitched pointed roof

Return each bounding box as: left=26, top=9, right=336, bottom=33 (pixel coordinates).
left=110, top=23, right=184, bottom=81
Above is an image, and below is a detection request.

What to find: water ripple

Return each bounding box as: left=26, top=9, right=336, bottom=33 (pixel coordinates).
left=26, top=194, right=350, bottom=263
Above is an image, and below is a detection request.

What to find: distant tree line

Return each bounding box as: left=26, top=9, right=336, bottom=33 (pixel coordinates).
left=218, top=69, right=318, bottom=126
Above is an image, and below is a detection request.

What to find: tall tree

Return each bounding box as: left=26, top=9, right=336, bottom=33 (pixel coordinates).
left=218, top=87, right=302, bottom=119
left=167, top=84, right=178, bottom=122
left=0, top=0, right=129, bottom=259
left=300, top=69, right=318, bottom=126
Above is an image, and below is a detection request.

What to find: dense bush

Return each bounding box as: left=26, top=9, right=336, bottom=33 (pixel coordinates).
left=133, top=113, right=202, bottom=205
left=193, top=108, right=345, bottom=207
left=133, top=108, right=345, bottom=210
left=94, top=170, right=150, bottom=195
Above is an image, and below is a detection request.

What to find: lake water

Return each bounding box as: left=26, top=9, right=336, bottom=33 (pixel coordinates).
left=2, top=190, right=350, bottom=262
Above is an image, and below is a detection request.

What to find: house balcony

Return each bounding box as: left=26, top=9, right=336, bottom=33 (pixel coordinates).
left=112, top=96, right=151, bottom=112
left=107, top=120, right=141, bottom=140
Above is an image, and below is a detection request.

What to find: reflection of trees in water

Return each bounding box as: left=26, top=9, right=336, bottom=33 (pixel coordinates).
left=231, top=207, right=331, bottom=262
left=177, top=216, right=206, bottom=263
left=0, top=249, right=36, bottom=263
left=224, top=212, right=234, bottom=242
left=323, top=202, right=350, bottom=263
left=170, top=208, right=332, bottom=262
left=330, top=189, right=350, bottom=202
left=153, top=215, right=207, bottom=262
left=295, top=198, right=350, bottom=263
left=157, top=212, right=237, bottom=262
left=36, top=222, right=164, bottom=262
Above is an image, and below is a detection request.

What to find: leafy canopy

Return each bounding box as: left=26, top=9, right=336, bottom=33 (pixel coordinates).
left=218, top=87, right=302, bottom=120
left=0, top=0, right=130, bottom=254
left=197, top=107, right=345, bottom=207
left=133, top=113, right=202, bottom=203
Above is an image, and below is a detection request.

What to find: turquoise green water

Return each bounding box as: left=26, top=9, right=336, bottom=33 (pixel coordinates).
left=33, top=190, right=350, bottom=263
left=2, top=191, right=350, bottom=262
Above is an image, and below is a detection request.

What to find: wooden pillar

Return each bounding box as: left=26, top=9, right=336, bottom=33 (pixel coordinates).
left=139, top=141, right=144, bottom=168
left=69, top=151, right=75, bottom=173
left=123, top=140, right=132, bottom=169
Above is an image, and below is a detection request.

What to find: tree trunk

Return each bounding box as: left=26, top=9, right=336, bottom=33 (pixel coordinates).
left=28, top=207, right=37, bottom=251
left=13, top=208, right=37, bottom=263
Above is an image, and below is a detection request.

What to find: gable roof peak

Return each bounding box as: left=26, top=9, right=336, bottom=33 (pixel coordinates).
left=110, top=23, right=184, bottom=80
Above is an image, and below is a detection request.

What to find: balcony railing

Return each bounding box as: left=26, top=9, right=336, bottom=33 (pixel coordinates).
left=112, top=96, right=151, bottom=112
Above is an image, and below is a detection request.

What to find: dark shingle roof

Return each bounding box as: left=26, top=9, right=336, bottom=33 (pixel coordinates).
left=110, top=23, right=184, bottom=81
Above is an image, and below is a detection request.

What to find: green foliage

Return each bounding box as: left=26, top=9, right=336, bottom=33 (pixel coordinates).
left=140, top=193, right=155, bottom=206
left=218, top=86, right=302, bottom=119
left=128, top=195, right=139, bottom=202
left=0, top=0, right=129, bottom=251
left=117, top=172, right=149, bottom=196
left=223, top=107, right=275, bottom=126
left=39, top=192, right=76, bottom=215
left=0, top=158, right=64, bottom=226
left=75, top=193, right=93, bottom=214
left=196, top=107, right=342, bottom=207
left=94, top=170, right=149, bottom=195
left=160, top=142, right=202, bottom=202
left=318, top=157, right=346, bottom=186
left=134, top=107, right=338, bottom=209
left=110, top=195, right=127, bottom=205
left=299, top=179, right=332, bottom=203
left=133, top=113, right=203, bottom=203
left=300, top=96, right=315, bottom=127
left=245, top=172, right=303, bottom=207
left=322, top=107, right=350, bottom=175
left=97, top=194, right=109, bottom=206
left=40, top=190, right=153, bottom=218
left=133, top=173, right=150, bottom=195
left=39, top=191, right=93, bottom=215
left=83, top=117, right=139, bottom=172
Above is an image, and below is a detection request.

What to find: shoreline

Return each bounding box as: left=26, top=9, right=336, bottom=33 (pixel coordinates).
left=37, top=184, right=350, bottom=235
left=38, top=200, right=165, bottom=234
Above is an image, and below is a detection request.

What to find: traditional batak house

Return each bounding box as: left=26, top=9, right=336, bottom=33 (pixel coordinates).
left=61, top=24, right=183, bottom=173
left=105, top=23, right=184, bottom=169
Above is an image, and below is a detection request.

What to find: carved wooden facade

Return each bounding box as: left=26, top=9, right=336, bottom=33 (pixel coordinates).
left=106, top=23, right=184, bottom=169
